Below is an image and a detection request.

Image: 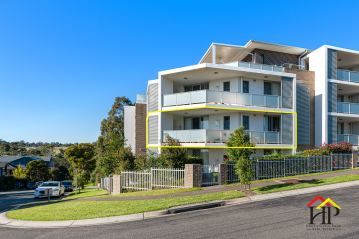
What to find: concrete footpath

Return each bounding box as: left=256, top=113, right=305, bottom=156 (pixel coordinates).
left=1, top=180, right=359, bottom=229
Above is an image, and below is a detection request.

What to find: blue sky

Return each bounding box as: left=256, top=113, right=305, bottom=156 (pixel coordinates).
left=0, top=0, right=358, bottom=143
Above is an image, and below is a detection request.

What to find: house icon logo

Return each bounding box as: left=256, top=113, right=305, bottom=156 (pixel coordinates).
left=306, top=195, right=341, bottom=225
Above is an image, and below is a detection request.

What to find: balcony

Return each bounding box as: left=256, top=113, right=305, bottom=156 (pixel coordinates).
left=224, top=61, right=284, bottom=72
left=163, top=90, right=281, bottom=108
left=337, top=102, right=359, bottom=114
left=337, top=134, right=359, bottom=146
left=337, top=69, right=359, bottom=83
left=163, top=130, right=281, bottom=144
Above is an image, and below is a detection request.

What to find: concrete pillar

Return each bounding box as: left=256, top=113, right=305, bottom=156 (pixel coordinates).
left=212, top=45, right=216, bottom=64
left=218, top=164, right=228, bottom=185
left=111, top=175, right=122, bottom=195
left=184, top=164, right=202, bottom=188
left=352, top=151, right=358, bottom=168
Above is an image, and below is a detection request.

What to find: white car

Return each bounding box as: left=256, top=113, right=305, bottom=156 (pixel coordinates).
left=34, top=181, right=65, bottom=198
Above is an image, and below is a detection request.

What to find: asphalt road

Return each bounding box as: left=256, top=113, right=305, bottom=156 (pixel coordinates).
left=0, top=190, right=36, bottom=213
left=1, top=186, right=359, bottom=239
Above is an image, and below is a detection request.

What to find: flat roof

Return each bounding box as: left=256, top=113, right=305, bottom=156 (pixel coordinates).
left=200, top=40, right=309, bottom=64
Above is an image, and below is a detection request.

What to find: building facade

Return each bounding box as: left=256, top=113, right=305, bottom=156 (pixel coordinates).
left=124, top=94, right=147, bottom=155
left=306, top=46, right=359, bottom=147
left=143, top=40, right=359, bottom=165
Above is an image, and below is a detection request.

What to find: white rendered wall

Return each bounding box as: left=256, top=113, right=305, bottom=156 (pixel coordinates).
left=308, top=46, right=328, bottom=146
left=124, top=106, right=136, bottom=153
left=208, top=149, right=224, bottom=165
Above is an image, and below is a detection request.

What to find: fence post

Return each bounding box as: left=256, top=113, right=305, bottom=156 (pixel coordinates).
left=184, top=164, right=202, bottom=188
left=111, top=174, right=122, bottom=195
left=218, top=164, right=228, bottom=185
left=110, top=176, right=113, bottom=193
left=352, top=151, right=358, bottom=168
left=150, top=168, right=154, bottom=190
left=330, top=154, right=333, bottom=171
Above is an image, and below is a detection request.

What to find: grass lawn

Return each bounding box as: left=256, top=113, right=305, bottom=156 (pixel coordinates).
left=102, top=187, right=201, bottom=198
left=254, top=174, right=359, bottom=194
left=7, top=190, right=244, bottom=221
left=64, top=188, right=108, bottom=200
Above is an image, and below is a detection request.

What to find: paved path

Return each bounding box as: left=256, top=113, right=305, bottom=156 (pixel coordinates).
left=89, top=168, right=359, bottom=201
left=1, top=184, right=358, bottom=238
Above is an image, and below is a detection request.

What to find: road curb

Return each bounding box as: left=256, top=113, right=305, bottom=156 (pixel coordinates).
left=1, top=180, right=359, bottom=229
left=167, top=201, right=225, bottom=214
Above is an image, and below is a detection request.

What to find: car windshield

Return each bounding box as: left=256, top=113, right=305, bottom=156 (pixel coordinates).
left=62, top=182, right=72, bottom=186
left=40, top=182, right=59, bottom=187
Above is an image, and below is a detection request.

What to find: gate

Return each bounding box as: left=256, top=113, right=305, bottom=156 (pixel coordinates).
left=202, top=164, right=219, bottom=186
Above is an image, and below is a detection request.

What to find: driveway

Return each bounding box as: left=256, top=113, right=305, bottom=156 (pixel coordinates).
left=1, top=185, right=358, bottom=239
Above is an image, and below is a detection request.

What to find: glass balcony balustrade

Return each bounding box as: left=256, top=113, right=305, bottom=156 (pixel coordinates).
left=163, top=90, right=281, bottom=108
left=162, top=130, right=281, bottom=144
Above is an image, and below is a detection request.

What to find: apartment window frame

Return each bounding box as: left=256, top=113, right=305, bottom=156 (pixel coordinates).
left=242, top=115, right=250, bottom=130
left=223, top=116, right=231, bottom=130
left=264, top=81, right=272, bottom=95
left=242, top=80, right=249, bottom=93
left=264, top=115, right=281, bottom=132
left=223, top=81, right=230, bottom=92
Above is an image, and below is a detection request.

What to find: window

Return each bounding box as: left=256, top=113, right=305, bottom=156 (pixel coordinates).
left=192, top=117, right=200, bottom=129
left=192, top=85, right=201, bottom=91
left=265, top=116, right=280, bottom=132
left=184, top=83, right=209, bottom=92
left=223, top=116, right=230, bottom=130
left=223, top=81, right=230, bottom=92
left=337, top=122, right=344, bottom=134
left=184, top=116, right=209, bottom=130
left=264, top=82, right=272, bottom=95
left=242, top=115, right=249, bottom=130
left=260, top=53, right=265, bottom=64
left=242, top=81, right=249, bottom=93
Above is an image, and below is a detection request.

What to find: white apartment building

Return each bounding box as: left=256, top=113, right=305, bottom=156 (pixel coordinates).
left=307, top=45, right=359, bottom=147
left=141, top=40, right=359, bottom=165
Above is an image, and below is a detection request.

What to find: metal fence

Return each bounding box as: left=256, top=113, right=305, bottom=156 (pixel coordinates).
left=227, top=154, right=353, bottom=182
left=120, top=167, right=185, bottom=191
left=202, top=164, right=219, bottom=186
left=100, top=177, right=112, bottom=191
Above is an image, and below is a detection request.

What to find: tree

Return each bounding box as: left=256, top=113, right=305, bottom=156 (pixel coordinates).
left=26, top=160, right=50, bottom=182
left=97, top=97, right=133, bottom=154
left=161, top=136, right=188, bottom=168
left=13, top=165, right=27, bottom=179
left=50, top=166, right=71, bottom=181
left=96, top=97, right=134, bottom=176
left=65, top=144, right=96, bottom=190
left=226, top=127, right=255, bottom=190
left=96, top=147, right=135, bottom=176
